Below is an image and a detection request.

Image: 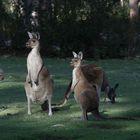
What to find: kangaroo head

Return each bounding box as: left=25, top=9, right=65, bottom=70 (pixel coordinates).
left=107, top=83, right=119, bottom=103
left=0, top=74, right=4, bottom=80
left=0, top=69, right=4, bottom=80
left=26, top=32, right=40, bottom=49
left=70, top=51, right=83, bottom=67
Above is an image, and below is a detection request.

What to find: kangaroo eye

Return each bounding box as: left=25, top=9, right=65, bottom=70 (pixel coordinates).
left=32, top=40, right=36, bottom=43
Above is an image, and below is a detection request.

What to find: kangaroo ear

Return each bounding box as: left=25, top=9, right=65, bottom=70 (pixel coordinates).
left=36, top=32, right=40, bottom=40
left=72, top=51, right=78, bottom=58
left=27, top=32, right=33, bottom=39
left=32, top=32, right=38, bottom=39
left=78, top=51, right=83, bottom=60
left=114, top=83, right=119, bottom=90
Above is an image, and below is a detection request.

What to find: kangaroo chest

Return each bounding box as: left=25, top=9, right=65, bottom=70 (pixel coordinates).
left=72, top=67, right=94, bottom=101
left=27, top=50, right=43, bottom=80
left=72, top=68, right=84, bottom=93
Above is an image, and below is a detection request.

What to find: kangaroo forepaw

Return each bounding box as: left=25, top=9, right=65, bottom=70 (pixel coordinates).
left=34, top=80, right=39, bottom=86
left=28, top=81, right=33, bottom=87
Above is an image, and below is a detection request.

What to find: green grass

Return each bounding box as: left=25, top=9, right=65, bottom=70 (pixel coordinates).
left=0, top=56, right=140, bottom=140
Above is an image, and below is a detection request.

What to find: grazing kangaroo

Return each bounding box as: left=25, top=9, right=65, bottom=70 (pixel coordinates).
left=59, top=56, right=119, bottom=107
left=0, top=69, right=4, bottom=80
left=102, top=74, right=119, bottom=103
left=24, top=32, right=53, bottom=115
left=71, top=51, right=101, bottom=120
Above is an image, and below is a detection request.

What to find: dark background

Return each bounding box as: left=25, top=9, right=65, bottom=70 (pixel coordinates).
left=0, top=0, right=140, bottom=59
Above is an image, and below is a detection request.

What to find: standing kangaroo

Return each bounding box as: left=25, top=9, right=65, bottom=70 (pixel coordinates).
left=71, top=51, right=101, bottom=120
left=24, top=32, right=53, bottom=115
left=60, top=54, right=119, bottom=107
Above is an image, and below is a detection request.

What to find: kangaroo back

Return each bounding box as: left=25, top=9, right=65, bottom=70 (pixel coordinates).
left=81, top=64, right=103, bottom=86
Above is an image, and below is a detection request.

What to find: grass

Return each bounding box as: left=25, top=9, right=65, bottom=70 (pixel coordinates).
left=0, top=56, right=140, bottom=140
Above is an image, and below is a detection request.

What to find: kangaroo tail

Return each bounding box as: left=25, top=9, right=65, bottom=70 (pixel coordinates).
left=51, top=98, right=68, bottom=108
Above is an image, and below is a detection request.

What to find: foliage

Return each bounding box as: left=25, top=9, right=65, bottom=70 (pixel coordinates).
left=0, top=0, right=140, bottom=58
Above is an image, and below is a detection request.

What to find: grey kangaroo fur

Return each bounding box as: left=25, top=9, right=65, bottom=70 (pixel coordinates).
left=24, top=32, right=53, bottom=115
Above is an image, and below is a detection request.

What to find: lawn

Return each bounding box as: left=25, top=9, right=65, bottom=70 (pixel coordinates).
left=0, top=56, right=140, bottom=140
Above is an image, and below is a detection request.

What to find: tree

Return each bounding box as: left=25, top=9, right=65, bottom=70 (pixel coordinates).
left=129, top=0, right=139, bottom=19
left=120, top=0, right=124, bottom=7
left=128, top=0, right=140, bottom=57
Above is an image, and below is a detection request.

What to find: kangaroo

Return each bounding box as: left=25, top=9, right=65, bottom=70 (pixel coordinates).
left=71, top=51, right=101, bottom=120
left=0, top=69, right=4, bottom=80
left=60, top=56, right=119, bottom=107
left=24, top=32, right=53, bottom=115
left=102, top=74, right=119, bottom=103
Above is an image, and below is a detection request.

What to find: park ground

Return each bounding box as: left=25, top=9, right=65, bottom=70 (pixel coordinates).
left=0, top=56, right=140, bottom=140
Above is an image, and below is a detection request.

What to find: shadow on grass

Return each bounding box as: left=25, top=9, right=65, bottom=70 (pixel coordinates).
left=0, top=86, right=26, bottom=104
left=37, top=135, right=79, bottom=140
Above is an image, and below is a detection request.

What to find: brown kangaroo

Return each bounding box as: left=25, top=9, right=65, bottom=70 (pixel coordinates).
left=0, top=69, right=4, bottom=80
left=24, top=32, right=53, bottom=115
left=71, top=51, right=101, bottom=120
left=60, top=55, right=119, bottom=107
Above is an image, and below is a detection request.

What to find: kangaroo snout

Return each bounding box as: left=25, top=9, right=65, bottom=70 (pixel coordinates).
left=26, top=42, right=31, bottom=48
left=111, top=97, right=115, bottom=104
left=70, top=61, right=73, bottom=66
left=0, top=75, right=4, bottom=80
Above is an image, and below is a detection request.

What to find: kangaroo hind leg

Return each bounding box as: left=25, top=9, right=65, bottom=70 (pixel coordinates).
left=48, top=95, right=52, bottom=116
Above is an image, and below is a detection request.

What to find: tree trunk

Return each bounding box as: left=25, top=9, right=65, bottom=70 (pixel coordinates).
left=128, top=0, right=139, bottom=57
left=48, top=0, right=53, bottom=22
left=120, top=0, right=124, bottom=7
left=129, top=0, right=139, bottom=19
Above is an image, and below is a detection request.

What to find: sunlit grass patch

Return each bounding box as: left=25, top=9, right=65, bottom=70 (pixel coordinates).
left=0, top=82, right=23, bottom=89
left=0, top=102, right=26, bottom=118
